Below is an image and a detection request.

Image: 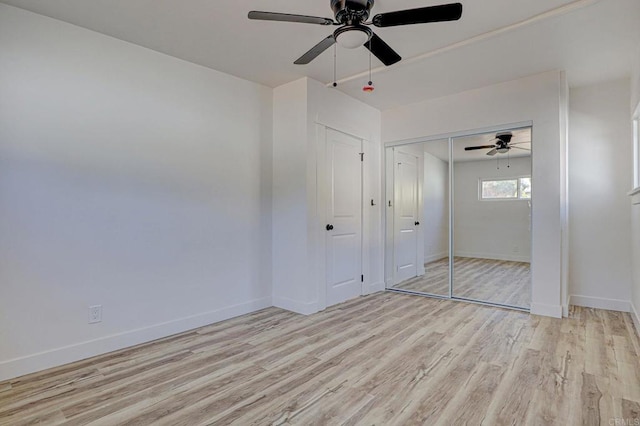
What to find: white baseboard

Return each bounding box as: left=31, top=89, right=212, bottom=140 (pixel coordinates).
left=0, top=296, right=272, bottom=382
left=368, top=281, right=385, bottom=294
left=454, top=251, right=531, bottom=263
left=424, top=252, right=448, bottom=263
left=273, top=296, right=318, bottom=316
left=562, top=304, right=569, bottom=318
left=569, top=295, right=631, bottom=312
left=530, top=302, right=563, bottom=318
left=630, top=302, right=640, bottom=337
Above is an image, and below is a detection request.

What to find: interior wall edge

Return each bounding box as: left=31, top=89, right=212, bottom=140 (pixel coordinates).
left=424, top=252, right=449, bottom=263
left=272, top=296, right=318, bottom=316
left=568, top=294, right=631, bottom=313
left=368, top=281, right=386, bottom=294
left=530, top=303, right=563, bottom=318
left=631, top=301, right=640, bottom=337
left=0, top=296, right=272, bottom=382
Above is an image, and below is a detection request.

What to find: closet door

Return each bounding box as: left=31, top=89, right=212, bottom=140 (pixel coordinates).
left=393, top=150, right=419, bottom=284
left=388, top=140, right=450, bottom=297
left=451, top=129, right=532, bottom=309
left=325, top=128, right=363, bottom=307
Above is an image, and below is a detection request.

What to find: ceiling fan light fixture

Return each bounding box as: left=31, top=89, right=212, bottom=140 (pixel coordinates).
left=497, top=147, right=510, bottom=154
left=335, top=26, right=371, bottom=49
left=249, top=1, right=462, bottom=65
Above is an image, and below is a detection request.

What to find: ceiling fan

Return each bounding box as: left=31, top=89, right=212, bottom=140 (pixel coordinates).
left=464, top=132, right=531, bottom=156
left=248, top=1, right=463, bottom=66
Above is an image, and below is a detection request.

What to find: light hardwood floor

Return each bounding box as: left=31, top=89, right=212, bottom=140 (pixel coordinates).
left=1, top=293, right=639, bottom=425
left=394, top=257, right=531, bottom=308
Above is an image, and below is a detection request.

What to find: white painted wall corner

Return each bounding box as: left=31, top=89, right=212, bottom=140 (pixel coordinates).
left=530, top=302, right=563, bottom=318
left=368, top=281, right=386, bottom=294
left=272, top=296, right=319, bottom=316
left=424, top=252, right=449, bottom=263
left=630, top=302, right=640, bottom=337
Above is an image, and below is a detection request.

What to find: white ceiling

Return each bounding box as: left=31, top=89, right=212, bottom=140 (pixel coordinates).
left=423, top=128, right=531, bottom=162
left=2, top=0, right=639, bottom=110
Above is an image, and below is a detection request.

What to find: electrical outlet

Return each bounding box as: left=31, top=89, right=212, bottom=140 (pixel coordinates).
left=88, top=305, right=102, bottom=324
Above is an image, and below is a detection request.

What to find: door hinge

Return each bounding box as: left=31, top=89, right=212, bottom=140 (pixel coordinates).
left=359, top=152, right=364, bottom=162
left=361, top=274, right=364, bottom=282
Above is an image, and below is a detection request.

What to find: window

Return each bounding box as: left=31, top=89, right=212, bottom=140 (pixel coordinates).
left=480, top=177, right=531, bottom=200
left=519, top=177, right=532, bottom=199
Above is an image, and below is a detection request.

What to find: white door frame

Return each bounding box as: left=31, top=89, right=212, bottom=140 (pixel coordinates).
left=316, top=124, right=370, bottom=311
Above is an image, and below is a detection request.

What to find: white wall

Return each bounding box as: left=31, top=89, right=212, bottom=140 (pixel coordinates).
left=383, top=71, right=566, bottom=317
left=629, top=50, right=640, bottom=327
left=568, top=78, right=633, bottom=311
left=272, top=77, right=383, bottom=314
left=453, top=157, right=531, bottom=262
left=0, top=5, right=273, bottom=380
left=631, top=44, right=640, bottom=115
left=632, top=188, right=640, bottom=327
left=272, top=79, right=310, bottom=310
left=423, top=152, right=449, bottom=262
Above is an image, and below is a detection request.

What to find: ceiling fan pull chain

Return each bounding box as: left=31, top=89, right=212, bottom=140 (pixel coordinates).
left=369, top=48, right=372, bottom=84
left=363, top=48, right=375, bottom=92
left=333, top=44, right=337, bottom=87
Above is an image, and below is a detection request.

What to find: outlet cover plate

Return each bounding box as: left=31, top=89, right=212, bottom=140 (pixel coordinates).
left=89, top=305, right=102, bottom=324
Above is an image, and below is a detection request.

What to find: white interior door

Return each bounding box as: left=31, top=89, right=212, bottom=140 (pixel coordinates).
left=394, top=150, right=419, bottom=284
left=325, top=128, right=362, bottom=307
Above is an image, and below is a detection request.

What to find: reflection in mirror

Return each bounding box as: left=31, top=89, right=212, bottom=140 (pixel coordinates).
left=387, top=139, right=450, bottom=297
left=452, top=127, right=532, bottom=308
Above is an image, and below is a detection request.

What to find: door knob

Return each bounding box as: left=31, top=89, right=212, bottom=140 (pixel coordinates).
left=326, top=224, right=334, bottom=231
left=415, top=221, right=420, bottom=226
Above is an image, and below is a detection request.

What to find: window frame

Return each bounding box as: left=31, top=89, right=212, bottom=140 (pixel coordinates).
left=479, top=176, right=532, bottom=201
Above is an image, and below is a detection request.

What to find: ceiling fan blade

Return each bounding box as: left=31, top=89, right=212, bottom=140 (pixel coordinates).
left=486, top=149, right=498, bottom=156
left=464, top=145, right=496, bottom=151
left=365, top=33, right=401, bottom=66
left=248, top=11, right=334, bottom=26
left=511, top=146, right=531, bottom=151
left=294, top=35, right=336, bottom=65
left=509, top=142, right=530, bottom=145
left=372, top=3, right=462, bottom=27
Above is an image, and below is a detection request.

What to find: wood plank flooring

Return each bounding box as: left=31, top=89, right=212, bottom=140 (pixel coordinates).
left=1, top=293, right=639, bottom=425
left=394, top=257, right=531, bottom=308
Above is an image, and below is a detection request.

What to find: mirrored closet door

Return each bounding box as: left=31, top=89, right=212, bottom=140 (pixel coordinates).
left=451, top=128, right=532, bottom=309
left=386, top=139, right=450, bottom=298
left=385, top=126, right=532, bottom=311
